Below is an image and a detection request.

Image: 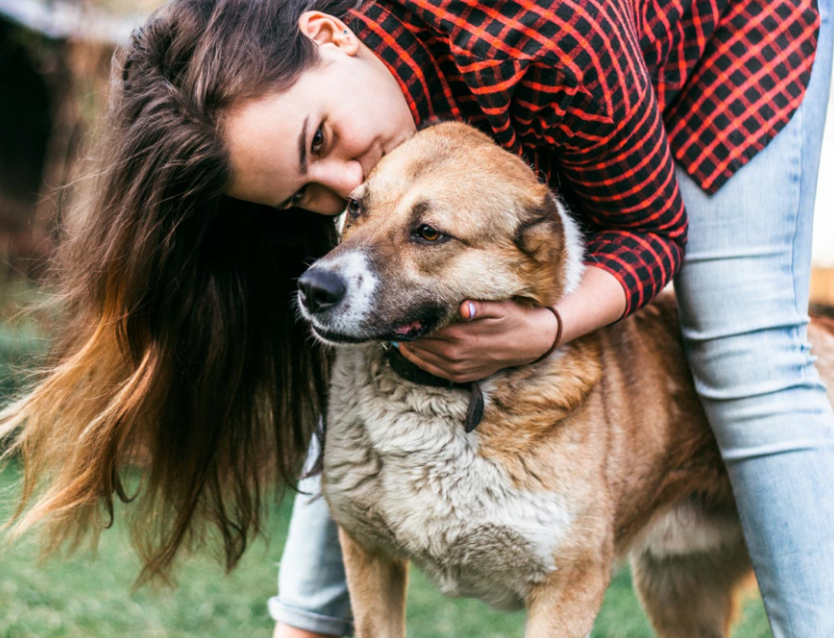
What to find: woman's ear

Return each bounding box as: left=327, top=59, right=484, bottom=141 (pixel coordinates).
left=298, top=11, right=360, bottom=55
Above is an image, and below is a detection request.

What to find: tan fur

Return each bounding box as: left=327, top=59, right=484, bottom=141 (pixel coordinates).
left=339, top=528, right=409, bottom=638
left=309, top=122, right=834, bottom=638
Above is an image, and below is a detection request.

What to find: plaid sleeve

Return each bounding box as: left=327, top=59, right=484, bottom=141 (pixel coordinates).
left=359, top=0, right=689, bottom=316
left=513, top=34, right=688, bottom=317
left=558, top=82, right=688, bottom=317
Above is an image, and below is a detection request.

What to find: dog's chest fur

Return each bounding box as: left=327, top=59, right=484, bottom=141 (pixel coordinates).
left=323, top=346, right=575, bottom=610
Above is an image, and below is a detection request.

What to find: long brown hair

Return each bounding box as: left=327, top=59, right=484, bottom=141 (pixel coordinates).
left=0, top=0, right=357, bottom=583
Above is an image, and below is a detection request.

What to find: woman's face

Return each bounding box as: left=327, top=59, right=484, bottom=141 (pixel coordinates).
left=224, top=13, right=416, bottom=215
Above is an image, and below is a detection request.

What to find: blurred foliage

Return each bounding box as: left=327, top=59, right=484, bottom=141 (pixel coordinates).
left=0, top=279, right=50, bottom=409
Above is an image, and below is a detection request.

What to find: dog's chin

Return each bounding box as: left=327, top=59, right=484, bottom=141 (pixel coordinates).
left=308, top=311, right=443, bottom=347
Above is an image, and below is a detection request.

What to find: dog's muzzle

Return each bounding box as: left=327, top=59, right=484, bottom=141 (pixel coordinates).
left=296, top=251, right=385, bottom=344
left=298, top=269, right=347, bottom=315
left=298, top=257, right=485, bottom=431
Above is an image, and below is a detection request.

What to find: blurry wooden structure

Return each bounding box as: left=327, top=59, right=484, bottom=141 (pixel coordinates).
left=811, top=267, right=834, bottom=308
left=0, top=0, right=153, bottom=281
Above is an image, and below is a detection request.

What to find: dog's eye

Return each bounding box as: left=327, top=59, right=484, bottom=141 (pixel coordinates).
left=347, top=198, right=362, bottom=218
left=415, top=224, right=444, bottom=242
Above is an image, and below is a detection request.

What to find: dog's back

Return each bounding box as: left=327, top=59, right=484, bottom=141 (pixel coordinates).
left=623, top=299, right=834, bottom=638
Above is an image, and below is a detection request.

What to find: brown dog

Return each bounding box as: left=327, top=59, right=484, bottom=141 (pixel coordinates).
left=296, top=122, right=834, bottom=638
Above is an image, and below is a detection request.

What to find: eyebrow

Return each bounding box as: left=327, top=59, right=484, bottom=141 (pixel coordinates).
left=298, top=114, right=309, bottom=175
left=275, top=115, right=310, bottom=209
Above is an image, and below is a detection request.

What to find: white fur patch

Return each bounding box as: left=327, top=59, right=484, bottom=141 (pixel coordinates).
left=324, top=346, right=576, bottom=610
left=305, top=249, right=379, bottom=338
left=553, top=196, right=585, bottom=296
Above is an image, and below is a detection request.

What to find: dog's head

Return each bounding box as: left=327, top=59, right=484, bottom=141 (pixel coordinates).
left=297, top=122, right=583, bottom=345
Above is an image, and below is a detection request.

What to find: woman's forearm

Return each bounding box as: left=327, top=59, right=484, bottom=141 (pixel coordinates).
left=553, top=265, right=628, bottom=345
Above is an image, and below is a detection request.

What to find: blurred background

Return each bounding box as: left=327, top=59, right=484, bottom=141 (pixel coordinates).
left=0, top=1, right=831, bottom=636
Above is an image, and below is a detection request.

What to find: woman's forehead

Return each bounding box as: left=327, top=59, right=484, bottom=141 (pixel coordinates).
left=224, top=90, right=307, bottom=206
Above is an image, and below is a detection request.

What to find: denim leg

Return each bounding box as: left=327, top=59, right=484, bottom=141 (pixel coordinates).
left=268, top=446, right=353, bottom=636
left=674, top=3, right=834, bottom=634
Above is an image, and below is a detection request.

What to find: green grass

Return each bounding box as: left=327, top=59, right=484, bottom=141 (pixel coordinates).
left=0, top=461, right=772, bottom=638
left=0, top=292, right=771, bottom=638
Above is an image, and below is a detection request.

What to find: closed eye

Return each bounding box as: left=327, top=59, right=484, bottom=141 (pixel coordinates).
left=289, top=186, right=307, bottom=207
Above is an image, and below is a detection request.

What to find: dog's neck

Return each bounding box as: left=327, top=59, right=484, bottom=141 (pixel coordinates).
left=384, top=347, right=485, bottom=432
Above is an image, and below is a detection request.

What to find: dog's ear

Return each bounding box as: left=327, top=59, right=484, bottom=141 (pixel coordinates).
left=513, top=193, right=569, bottom=306
left=514, top=193, right=565, bottom=266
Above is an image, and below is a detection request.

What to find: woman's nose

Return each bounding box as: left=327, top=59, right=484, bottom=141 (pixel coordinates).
left=314, top=158, right=364, bottom=199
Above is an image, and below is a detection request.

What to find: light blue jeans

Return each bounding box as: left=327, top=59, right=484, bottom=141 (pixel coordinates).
left=268, top=437, right=355, bottom=636
left=269, top=4, right=834, bottom=633
left=673, top=0, right=834, bottom=633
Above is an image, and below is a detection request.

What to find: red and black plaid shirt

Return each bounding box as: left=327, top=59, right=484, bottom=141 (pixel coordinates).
left=349, top=0, right=820, bottom=316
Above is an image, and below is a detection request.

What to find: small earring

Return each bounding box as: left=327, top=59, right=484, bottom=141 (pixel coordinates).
left=343, top=29, right=349, bottom=35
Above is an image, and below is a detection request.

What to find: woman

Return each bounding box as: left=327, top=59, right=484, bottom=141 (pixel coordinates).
left=263, top=3, right=834, bottom=636
left=2, top=0, right=831, bottom=635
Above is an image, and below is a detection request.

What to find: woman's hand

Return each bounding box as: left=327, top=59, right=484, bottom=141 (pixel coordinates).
left=396, top=300, right=559, bottom=383
left=396, top=267, right=629, bottom=383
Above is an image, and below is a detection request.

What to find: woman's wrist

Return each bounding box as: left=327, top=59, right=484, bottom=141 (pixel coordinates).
left=531, top=307, right=563, bottom=364
left=534, top=266, right=627, bottom=360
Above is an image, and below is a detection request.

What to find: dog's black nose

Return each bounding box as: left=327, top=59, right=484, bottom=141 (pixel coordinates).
left=298, top=269, right=347, bottom=314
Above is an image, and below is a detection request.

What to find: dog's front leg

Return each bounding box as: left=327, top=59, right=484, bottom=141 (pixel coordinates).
left=338, top=527, right=408, bottom=638
left=524, top=558, right=611, bottom=638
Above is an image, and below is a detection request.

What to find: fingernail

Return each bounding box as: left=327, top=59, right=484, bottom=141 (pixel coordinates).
left=391, top=341, right=400, bottom=348
left=468, top=302, right=476, bottom=319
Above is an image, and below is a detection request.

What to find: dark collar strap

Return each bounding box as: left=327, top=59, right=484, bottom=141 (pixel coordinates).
left=384, top=347, right=484, bottom=432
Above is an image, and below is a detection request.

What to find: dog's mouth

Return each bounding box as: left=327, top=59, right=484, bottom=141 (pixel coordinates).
left=390, top=316, right=434, bottom=340
left=309, top=311, right=442, bottom=345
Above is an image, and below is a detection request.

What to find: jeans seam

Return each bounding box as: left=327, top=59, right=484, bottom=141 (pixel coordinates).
left=789, top=100, right=804, bottom=325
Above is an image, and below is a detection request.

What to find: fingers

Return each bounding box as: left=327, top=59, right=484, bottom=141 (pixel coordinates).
left=459, top=299, right=506, bottom=321
left=398, top=343, right=477, bottom=383
left=390, top=300, right=512, bottom=383
left=398, top=343, right=455, bottom=381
